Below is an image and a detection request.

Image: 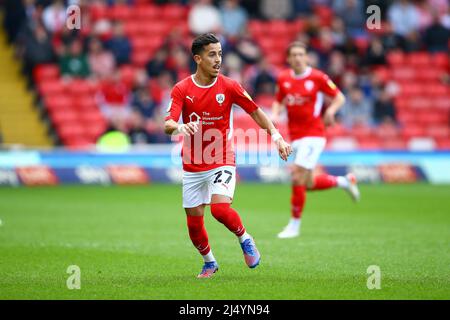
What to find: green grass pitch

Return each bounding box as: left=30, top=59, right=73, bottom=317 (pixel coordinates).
left=0, top=183, right=449, bottom=299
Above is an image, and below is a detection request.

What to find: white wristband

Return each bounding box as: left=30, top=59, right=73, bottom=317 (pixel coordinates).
left=173, top=124, right=183, bottom=135
left=271, top=132, right=282, bottom=142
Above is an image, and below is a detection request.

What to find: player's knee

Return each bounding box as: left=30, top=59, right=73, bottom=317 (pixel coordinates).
left=292, top=171, right=307, bottom=186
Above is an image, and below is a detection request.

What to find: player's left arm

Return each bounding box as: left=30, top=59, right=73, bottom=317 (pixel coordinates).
left=319, top=73, right=346, bottom=127
left=250, top=108, right=292, bottom=161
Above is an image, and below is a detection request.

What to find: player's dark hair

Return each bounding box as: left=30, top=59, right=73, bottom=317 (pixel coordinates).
left=191, top=33, right=220, bottom=56
left=287, top=41, right=308, bottom=56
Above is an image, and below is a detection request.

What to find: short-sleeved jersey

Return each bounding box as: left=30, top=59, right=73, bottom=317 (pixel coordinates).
left=275, top=67, right=340, bottom=140
left=165, top=74, right=259, bottom=172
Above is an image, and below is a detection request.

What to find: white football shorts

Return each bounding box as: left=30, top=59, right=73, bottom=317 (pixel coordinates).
left=182, top=165, right=236, bottom=208
left=291, top=137, right=327, bottom=170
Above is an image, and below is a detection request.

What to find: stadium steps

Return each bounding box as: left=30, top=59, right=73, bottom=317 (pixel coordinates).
left=0, top=26, right=52, bottom=147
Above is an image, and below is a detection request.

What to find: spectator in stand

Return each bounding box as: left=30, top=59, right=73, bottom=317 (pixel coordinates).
left=16, top=22, right=55, bottom=80
left=311, top=28, right=335, bottom=70
left=239, top=0, right=261, bottom=18
left=128, top=87, right=161, bottom=144
left=88, top=37, right=116, bottom=79
left=260, top=0, right=292, bottom=20
left=98, top=70, right=132, bottom=127
left=42, top=0, right=66, bottom=34
left=59, top=40, right=90, bottom=79
left=188, top=0, right=222, bottom=35
left=233, top=34, right=262, bottom=64
left=292, top=0, right=314, bottom=17
left=222, top=52, right=244, bottom=83
left=330, top=17, right=347, bottom=47
left=219, top=0, right=248, bottom=38
left=373, top=86, right=397, bottom=125
left=364, top=37, right=387, bottom=66
left=146, top=48, right=170, bottom=78
left=326, top=50, right=346, bottom=88
left=388, top=0, right=421, bottom=50
left=423, top=10, right=450, bottom=53
left=333, top=0, right=366, bottom=38
left=105, top=22, right=131, bottom=65
left=166, top=45, right=191, bottom=82
left=340, top=87, right=374, bottom=128
left=247, top=57, right=277, bottom=95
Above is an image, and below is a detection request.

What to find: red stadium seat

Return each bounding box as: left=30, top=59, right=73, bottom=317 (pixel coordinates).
left=387, top=51, right=405, bottom=65
left=161, top=4, right=187, bottom=21
left=74, top=96, right=98, bottom=111
left=38, top=79, right=66, bottom=96
left=109, top=4, right=133, bottom=20
left=33, top=64, right=60, bottom=82
left=435, top=137, right=450, bottom=150
left=402, top=125, right=426, bottom=139
left=135, top=4, right=160, bottom=20
left=351, top=124, right=373, bottom=139
left=419, top=113, right=448, bottom=126
left=44, top=95, right=73, bottom=112
left=57, top=122, right=87, bottom=144
left=131, top=51, right=152, bottom=68
left=66, top=79, right=96, bottom=96
left=357, top=137, right=381, bottom=150
left=381, top=138, right=407, bottom=150
left=51, top=110, right=79, bottom=127
left=248, top=20, right=265, bottom=38
left=433, top=52, right=449, bottom=69
left=84, top=120, right=108, bottom=141
left=426, top=126, right=450, bottom=139
left=407, top=52, right=432, bottom=66
left=325, top=123, right=349, bottom=137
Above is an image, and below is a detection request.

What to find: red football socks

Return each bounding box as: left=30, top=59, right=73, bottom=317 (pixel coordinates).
left=291, top=185, right=306, bottom=219
left=310, top=174, right=338, bottom=190
left=186, top=215, right=210, bottom=255
left=210, top=203, right=246, bottom=237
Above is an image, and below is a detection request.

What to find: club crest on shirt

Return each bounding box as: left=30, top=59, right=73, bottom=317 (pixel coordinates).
left=304, top=80, right=314, bottom=91
left=216, top=93, right=225, bottom=105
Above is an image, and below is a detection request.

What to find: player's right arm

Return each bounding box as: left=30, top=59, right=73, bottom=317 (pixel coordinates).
left=164, top=86, right=198, bottom=136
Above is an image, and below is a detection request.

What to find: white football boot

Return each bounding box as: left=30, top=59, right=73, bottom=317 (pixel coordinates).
left=344, top=173, right=360, bottom=202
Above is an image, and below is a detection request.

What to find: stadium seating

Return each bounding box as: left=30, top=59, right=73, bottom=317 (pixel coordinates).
left=30, top=2, right=449, bottom=151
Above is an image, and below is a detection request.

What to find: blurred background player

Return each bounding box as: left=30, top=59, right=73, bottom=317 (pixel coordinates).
left=164, top=33, right=292, bottom=278
left=272, top=42, right=360, bottom=239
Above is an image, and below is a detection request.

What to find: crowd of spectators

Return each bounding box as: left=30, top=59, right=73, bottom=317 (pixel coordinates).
left=2, top=0, right=449, bottom=146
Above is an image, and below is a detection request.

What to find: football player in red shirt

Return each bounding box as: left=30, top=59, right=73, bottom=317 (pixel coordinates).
left=164, top=33, right=292, bottom=278
left=272, top=42, right=360, bottom=239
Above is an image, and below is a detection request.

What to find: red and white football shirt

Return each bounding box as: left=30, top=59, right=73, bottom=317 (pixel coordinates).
left=275, top=67, right=340, bottom=140
left=165, top=74, right=259, bottom=172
